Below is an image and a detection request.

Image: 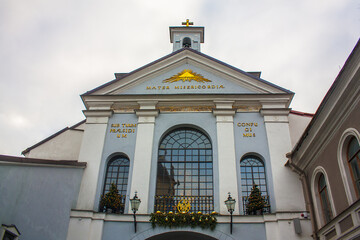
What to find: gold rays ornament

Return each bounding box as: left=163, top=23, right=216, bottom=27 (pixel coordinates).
left=163, top=69, right=211, bottom=83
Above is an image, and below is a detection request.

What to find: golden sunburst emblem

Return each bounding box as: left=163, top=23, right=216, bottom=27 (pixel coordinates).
left=163, top=69, right=211, bottom=83
left=177, top=199, right=191, bottom=213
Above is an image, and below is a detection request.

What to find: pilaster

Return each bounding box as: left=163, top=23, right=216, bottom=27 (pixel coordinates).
left=128, top=102, right=159, bottom=214
left=76, top=110, right=112, bottom=210
left=213, top=101, right=240, bottom=215
left=260, top=106, right=306, bottom=212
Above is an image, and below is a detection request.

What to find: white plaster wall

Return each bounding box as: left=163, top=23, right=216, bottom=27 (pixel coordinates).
left=264, top=215, right=312, bottom=240
left=215, top=115, right=240, bottom=215
left=26, top=129, right=83, bottom=160
left=76, top=118, right=108, bottom=210
left=264, top=118, right=307, bottom=211
left=276, top=219, right=312, bottom=240
left=67, top=218, right=92, bottom=240
left=128, top=115, right=156, bottom=214
left=288, top=114, right=312, bottom=148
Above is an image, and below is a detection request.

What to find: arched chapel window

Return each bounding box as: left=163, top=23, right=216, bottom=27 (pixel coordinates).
left=347, top=137, right=360, bottom=196
left=240, top=155, right=269, bottom=213
left=155, top=127, right=213, bottom=213
left=318, top=173, right=333, bottom=223
left=101, top=155, right=129, bottom=213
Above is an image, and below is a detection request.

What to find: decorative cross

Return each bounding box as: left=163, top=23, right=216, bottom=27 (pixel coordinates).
left=182, top=19, right=193, bottom=27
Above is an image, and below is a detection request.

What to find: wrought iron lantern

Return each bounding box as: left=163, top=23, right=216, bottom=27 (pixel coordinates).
left=224, top=192, right=236, bottom=234
left=130, top=191, right=141, bottom=232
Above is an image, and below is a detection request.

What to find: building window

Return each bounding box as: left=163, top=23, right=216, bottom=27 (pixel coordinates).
left=155, top=127, right=213, bottom=213
left=240, top=155, right=270, bottom=214
left=347, top=137, right=360, bottom=196
left=101, top=155, right=129, bottom=213
left=318, top=173, right=333, bottom=223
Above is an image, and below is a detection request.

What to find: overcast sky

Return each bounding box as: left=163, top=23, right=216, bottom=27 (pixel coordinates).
left=0, top=0, right=359, bottom=156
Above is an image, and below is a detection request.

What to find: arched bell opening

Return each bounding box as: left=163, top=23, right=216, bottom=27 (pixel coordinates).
left=182, top=37, right=192, bottom=48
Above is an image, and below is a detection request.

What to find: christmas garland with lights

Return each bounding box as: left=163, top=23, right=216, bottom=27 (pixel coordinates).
left=149, top=211, right=218, bottom=230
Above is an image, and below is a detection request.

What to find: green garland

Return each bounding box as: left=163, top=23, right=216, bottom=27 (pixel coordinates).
left=149, top=211, right=218, bottom=230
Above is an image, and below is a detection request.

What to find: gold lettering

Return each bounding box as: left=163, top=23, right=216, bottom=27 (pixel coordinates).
left=219, top=85, right=224, bottom=89
left=175, top=86, right=179, bottom=89
left=110, top=129, right=116, bottom=133
left=243, top=133, right=254, bottom=137
left=237, top=122, right=258, bottom=127
left=146, top=86, right=151, bottom=90
left=122, top=134, right=127, bottom=138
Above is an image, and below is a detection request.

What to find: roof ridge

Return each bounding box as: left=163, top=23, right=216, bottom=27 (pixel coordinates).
left=0, top=154, right=87, bottom=167
left=82, top=48, right=293, bottom=95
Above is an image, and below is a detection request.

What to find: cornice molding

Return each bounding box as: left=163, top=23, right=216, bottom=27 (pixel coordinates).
left=82, top=93, right=292, bottom=110
left=293, top=94, right=360, bottom=170
left=134, top=109, right=160, bottom=117
left=83, top=110, right=113, bottom=118
left=212, top=108, right=236, bottom=116
left=260, top=108, right=291, bottom=116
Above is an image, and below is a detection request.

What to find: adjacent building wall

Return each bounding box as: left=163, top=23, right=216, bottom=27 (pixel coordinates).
left=0, top=163, right=84, bottom=240
left=288, top=112, right=313, bottom=148
left=305, top=99, right=360, bottom=220
left=24, top=123, right=84, bottom=160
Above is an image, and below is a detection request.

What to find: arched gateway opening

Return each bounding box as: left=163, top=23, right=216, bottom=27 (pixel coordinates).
left=146, top=231, right=217, bottom=240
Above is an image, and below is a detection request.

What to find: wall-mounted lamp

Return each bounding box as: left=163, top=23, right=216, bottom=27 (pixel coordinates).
left=224, top=192, right=236, bottom=234
left=130, top=191, right=141, bottom=233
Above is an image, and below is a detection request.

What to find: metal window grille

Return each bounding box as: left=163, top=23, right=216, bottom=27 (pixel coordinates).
left=155, top=128, right=214, bottom=213
left=100, top=156, right=129, bottom=213
left=240, top=155, right=270, bottom=214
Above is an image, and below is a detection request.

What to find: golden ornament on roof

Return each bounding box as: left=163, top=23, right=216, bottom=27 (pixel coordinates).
left=163, top=69, right=211, bottom=83
left=182, top=19, right=193, bottom=27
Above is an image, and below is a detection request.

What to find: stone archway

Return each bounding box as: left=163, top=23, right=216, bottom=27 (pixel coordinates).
left=130, top=227, right=235, bottom=240
left=146, top=231, right=217, bottom=240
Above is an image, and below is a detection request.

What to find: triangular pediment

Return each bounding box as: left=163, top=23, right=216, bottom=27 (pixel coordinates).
left=84, top=48, right=292, bottom=97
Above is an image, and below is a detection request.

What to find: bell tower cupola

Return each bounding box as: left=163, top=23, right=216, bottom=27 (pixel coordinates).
left=169, top=19, right=204, bottom=52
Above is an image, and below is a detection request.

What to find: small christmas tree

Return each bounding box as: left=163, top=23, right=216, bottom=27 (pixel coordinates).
left=100, top=183, right=122, bottom=213
left=246, top=184, right=265, bottom=215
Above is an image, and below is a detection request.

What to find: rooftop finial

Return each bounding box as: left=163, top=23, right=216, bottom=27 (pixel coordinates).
left=182, top=19, right=193, bottom=27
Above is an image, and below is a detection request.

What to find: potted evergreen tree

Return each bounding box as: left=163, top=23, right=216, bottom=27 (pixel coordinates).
left=246, top=184, right=265, bottom=215
left=100, top=183, right=122, bottom=213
